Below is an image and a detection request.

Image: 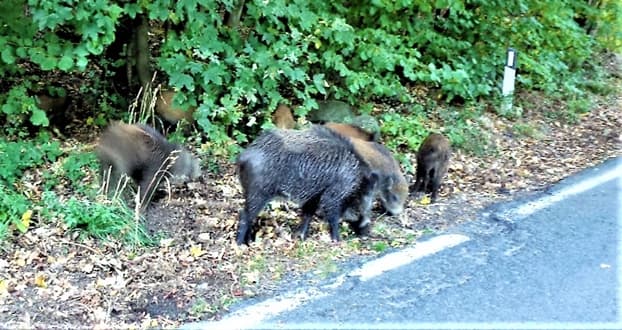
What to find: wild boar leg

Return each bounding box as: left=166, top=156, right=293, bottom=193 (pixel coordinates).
left=236, top=194, right=271, bottom=245
left=298, top=195, right=321, bottom=240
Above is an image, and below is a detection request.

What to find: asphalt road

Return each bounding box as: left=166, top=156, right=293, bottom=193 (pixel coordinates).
left=184, top=157, right=621, bottom=329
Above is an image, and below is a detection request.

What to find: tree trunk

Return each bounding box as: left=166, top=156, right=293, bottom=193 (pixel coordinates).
left=226, top=0, right=246, bottom=28
left=135, top=14, right=152, bottom=88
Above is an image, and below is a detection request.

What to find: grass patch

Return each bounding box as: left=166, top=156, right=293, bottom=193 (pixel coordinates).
left=439, top=104, right=497, bottom=157
left=294, top=240, right=317, bottom=259
left=371, top=241, right=389, bottom=253
left=512, top=122, right=545, bottom=139
left=188, top=298, right=212, bottom=317
left=248, top=253, right=268, bottom=272
left=41, top=191, right=154, bottom=245
left=0, top=135, right=153, bottom=245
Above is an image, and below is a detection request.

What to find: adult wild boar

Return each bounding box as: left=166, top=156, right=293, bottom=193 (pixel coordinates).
left=236, top=126, right=379, bottom=245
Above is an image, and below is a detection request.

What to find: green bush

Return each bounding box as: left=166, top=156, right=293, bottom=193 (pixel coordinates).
left=0, top=183, right=31, bottom=238
left=0, top=134, right=62, bottom=185
left=0, top=135, right=150, bottom=244
left=1, top=0, right=618, bottom=152
left=61, top=152, right=99, bottom=195
left=380, top=107, right=428, bottom=151
left=440, top=104, right=496, bottom=156
left=42, top=192, right=153, bottom=245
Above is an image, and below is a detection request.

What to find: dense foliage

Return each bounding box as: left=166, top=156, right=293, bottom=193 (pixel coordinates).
left=0, top=135, right=151, bottom=242
left=0, top=0, right=619, bottom=141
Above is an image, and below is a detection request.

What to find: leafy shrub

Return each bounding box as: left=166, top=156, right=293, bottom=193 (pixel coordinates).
left=380, top=105, right=428, bottom=151
left=0, top=183, right=31, bottom=239
left=0, top=135, right=149, bottom=244
left=42, top=192, right=153, bottom=245
left=61, top=152, right=99, bottom=195
left=439, top=105, right=496, bottom=156
left=1, top=0, right=619, bottom=153
left=0, top=85, right=49, bottom=136
left=0, top=134, right=62, bottom=185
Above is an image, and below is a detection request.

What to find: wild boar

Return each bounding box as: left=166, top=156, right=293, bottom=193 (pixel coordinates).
left=96, top=122, right=201, bottom=207
left=155, top=90, right=196, bottom=125
left=349, top=139, right=408, bottom=216
left=323, top=122, right=379, bottom=142
left=412, top=133, right=451, bottom=203
left=236, top=125, right=379, bottom=245
left=324, top=123, right=406, bottom=216
left=272, top=104, right=296, bottom=129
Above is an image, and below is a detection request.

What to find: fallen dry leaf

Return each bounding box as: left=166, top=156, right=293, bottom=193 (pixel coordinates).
left=34, top=273, right=47, bottom=288
left=0, top=279, right=8, bottom=296
left=190, top=245, right=205, bottom=258
left=419, top=195, right=431, bottom=205
left=21, top=210, right=33, bottom=230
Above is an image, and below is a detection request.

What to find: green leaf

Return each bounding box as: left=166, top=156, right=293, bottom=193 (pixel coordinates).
left=1, top=102, right=17, bottom=115
left=30, top=109, right=49, bottom=127
left=76, top=56, right=89, bottom=71
left=124, top=3, right=142, bottom=18
left=202, top=64, right=225, bottom=85
left=312, top=74, right=326, bottom=95
left=107, top=4, right=123, bottom=20
left=170, top=73, right=195, bottom=92
left=1, top=48, right=15, bottom=64
left=15, top=47, right=27, bottom=58
left=58, top=56, right=74, bottom=71
left=85, top=40, right=103, bottom=55
left=39, top=57, right=57, bottom=70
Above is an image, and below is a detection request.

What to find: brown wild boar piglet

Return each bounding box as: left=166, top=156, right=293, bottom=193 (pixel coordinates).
left=412, top=133, right=451, bottom=203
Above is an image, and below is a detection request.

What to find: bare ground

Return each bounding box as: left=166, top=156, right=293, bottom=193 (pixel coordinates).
left=0, top=84, right=620, bottom=329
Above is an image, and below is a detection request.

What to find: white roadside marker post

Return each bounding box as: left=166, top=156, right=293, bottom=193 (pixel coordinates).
left=502, top=48, right=517, bottom=114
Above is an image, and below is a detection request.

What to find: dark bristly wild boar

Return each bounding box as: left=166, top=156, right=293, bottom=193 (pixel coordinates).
left=323, top=122, right=379, bottom=142
left=412, top=133, right=451, bottom=203
left=236, top=125, right=379, bottom=245
left=324, top=123, right=407, bottom=216
left=96, top=122, right=201, bottom=207
left=272, top=104, right=296, bottom=129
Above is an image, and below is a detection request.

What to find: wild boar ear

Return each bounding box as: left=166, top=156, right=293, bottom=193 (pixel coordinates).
left=371, top=131, right=381, bottom=142
left=136, top=126, right=158, bottom=146
left=367, top=171, right=380, bottom=190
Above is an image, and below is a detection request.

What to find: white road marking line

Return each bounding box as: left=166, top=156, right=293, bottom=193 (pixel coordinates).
left=182, top=289, right=330, bottom=330
left=182, top=234, right=470, bottom=330
left=510, top=162, right=622, bottom=219
left=349, top=234, right=471, bottom=281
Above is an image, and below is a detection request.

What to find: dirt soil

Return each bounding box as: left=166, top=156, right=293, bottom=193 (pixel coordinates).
left=1, top=81, right=620, bottom=328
